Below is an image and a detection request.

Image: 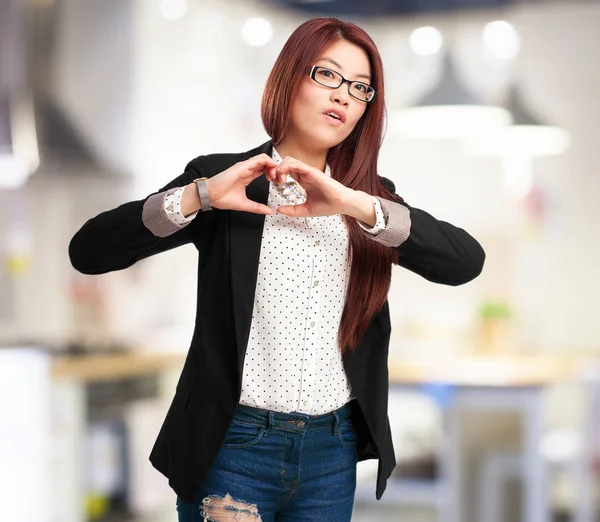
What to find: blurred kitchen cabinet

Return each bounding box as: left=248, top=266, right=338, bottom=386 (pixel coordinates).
left=0, top=347, right=51, bottom=522
left=50, top=352, right=184, bottom=522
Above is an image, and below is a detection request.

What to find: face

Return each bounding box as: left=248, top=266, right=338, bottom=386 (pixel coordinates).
left=287, top=40, right=372, bottom=151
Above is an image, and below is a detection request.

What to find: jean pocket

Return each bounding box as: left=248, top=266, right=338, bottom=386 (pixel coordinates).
left=336, top=419, right=356, bottom=447
left=221, top=420, right=266, bottom=449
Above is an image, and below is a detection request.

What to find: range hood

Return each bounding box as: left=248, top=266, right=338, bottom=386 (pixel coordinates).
left=1, top=0, right=100, bottom=190
left=0, top=92, right=39, bottom=189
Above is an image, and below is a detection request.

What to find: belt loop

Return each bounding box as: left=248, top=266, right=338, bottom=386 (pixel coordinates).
left=332, top=410, right=340, bottom=436
left=265, top=411, right=274, bottom=436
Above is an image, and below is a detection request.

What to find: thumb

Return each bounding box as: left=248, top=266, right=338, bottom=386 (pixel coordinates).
left=242, top=200, right=275, bottom=215
left=276, top=204, right=307, bottom=217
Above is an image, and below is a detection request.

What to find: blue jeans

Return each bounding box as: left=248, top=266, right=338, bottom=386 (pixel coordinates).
left=176, top=401, right=358, bottom=521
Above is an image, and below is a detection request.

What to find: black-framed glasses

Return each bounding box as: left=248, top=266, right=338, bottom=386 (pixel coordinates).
left=306, top=65, right=376, bottom=103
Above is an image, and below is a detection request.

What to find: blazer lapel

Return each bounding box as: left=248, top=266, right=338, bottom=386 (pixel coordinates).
left=230, top=140, right=273, bottom=368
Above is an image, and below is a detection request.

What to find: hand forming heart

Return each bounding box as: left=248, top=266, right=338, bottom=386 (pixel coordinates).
left=267, top=156, right=351, bottom=218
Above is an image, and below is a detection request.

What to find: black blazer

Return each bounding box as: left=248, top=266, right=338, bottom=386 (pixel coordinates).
left=69, top=140, right=485, bottom=503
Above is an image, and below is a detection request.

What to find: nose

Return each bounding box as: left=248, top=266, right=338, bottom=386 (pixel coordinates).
left=330, top=82, right=350, bottom=106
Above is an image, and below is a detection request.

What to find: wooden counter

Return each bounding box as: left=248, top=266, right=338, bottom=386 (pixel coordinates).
left=388, top=354, right=586, bottom=387
left=51, top=352, right=185, bottom=381
left=51, top=351, right=589, bottom=387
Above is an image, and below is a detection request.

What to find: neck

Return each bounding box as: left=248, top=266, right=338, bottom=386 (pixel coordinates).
left=274, top=138, right=328, bottom=172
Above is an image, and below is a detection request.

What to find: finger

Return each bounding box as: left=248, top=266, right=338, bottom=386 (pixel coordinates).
left=276, top=203, right=309, bottom=217
left=249, top=166, right=270, bottom=181
left=243, top=155, right=278, bottom=183
left=242, top=200, right=275, bottom=215
left=251, top=153, right=277, bottom=165
left=246, top=154, right=277, bottom=173
left=275, top=157, right=303, bottom=182
left=276, top=159, right=315, bottom=185
left=272, top=165, right=291, bottom=186
left=264, top=165, right=278, bottom=183
left=247, top=164, right=278, bottom=183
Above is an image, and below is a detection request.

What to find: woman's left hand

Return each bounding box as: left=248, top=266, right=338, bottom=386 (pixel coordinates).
left=271, top=156, right=351, bottom=218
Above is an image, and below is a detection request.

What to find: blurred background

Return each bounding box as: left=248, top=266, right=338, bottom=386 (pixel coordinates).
left=1, top=0, right=600, bottom=521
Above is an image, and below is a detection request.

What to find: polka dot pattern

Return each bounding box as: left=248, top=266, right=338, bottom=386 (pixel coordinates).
left=164, top=186, right=197, bottom=225
left=369, top=195, right=386, bottom=235
left=162, top=148, right=389, bottom=416
left=239, top=147, right=356, bottom=416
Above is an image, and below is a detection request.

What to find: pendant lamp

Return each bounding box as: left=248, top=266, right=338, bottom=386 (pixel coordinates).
left=464, top=84, right=570, bottom=157
left=389, top=53, right=512, bottom=139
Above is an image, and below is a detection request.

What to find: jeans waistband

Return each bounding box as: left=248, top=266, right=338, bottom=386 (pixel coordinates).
left=233, top=401, right=353, bottom=432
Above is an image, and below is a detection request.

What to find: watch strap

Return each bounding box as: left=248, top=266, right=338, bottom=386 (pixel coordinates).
left=194, top=177, right=212, bottom=212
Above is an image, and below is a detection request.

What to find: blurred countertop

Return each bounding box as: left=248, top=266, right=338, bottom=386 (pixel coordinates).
left=51, top=351, right=591, bottom=386
left=388, top=354, right=587, bottom=387
left=51, top=351, right=185, bottom=381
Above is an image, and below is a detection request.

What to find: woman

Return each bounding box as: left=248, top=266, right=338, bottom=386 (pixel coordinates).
left=69, top=17, right=485, bottom=522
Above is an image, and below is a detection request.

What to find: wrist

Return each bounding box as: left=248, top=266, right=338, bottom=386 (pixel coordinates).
left=194, top=177, right=213, bottom=212
left=205, top=177, right=215, bottom=208
left=344, top=189, right=377, bottom=227
left=181, top=182, right=202, bottom=217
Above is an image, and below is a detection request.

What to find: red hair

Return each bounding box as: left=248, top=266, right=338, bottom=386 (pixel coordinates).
left=261, top=17, right=397, bottom=353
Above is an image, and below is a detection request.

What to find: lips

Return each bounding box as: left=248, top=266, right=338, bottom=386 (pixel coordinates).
left=323, top=109, right=346, bottom=123
left=324, top=113, right=343, bottom=126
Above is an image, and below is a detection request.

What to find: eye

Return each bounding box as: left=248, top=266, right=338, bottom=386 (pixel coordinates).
left=318, top=68, right=335, bottom=79
left=352, top=83, right=372, bottom=95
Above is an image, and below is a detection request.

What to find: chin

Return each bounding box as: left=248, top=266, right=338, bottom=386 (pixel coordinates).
left=308, top=130, right=348, bottom=150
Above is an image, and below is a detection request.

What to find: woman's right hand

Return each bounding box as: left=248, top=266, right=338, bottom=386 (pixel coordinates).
left=182, top=154, right=279, bottom=216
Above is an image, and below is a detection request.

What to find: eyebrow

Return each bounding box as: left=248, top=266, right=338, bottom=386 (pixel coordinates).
left=319, top=57, right=371, bottom=82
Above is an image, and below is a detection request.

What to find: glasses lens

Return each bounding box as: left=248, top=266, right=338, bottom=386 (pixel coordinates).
left=350, top=83, right=375, bottom=102
left=313, top=67, right=342, bottom=88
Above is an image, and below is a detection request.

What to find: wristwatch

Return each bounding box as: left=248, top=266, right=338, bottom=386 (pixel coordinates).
left=193, top=177, right=212, bottom=212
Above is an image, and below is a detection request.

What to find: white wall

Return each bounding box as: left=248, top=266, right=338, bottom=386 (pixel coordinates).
left=126, top=0, right=600, bottom=353
left=377, top=1, right=600, bottom=354
left=2, top=0, right=599, bottom=354
left=53, top=0, right=136, bottom=175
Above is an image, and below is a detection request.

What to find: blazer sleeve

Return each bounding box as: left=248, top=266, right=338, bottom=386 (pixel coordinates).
left=69, top=157, right=207, bottom=275
left=380, top=176, right=486, bottom=286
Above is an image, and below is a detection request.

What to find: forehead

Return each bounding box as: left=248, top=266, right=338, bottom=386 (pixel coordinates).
left=316, top=40, right=371, bottom=81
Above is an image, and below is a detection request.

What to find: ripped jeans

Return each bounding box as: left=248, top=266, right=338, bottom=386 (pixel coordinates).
left=176, top=401, right=357, bottom=521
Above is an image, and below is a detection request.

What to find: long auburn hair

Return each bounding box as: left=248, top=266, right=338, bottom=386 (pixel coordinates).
left=261, top=17, right=398, bottom=353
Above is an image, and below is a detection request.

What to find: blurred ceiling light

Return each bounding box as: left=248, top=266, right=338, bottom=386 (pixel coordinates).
left=482, top=20, right=521, bottom=60
left=159, top=0, right=187, bottom=21
left=464, top=85, right=570, bottom=158
left=409, top=26, right=443, bottom=56
left=242, top=17, right=273, bottom=47
left=0, top=93, right=39, bottom=190
left=389, top=54, right=511, bottom=139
